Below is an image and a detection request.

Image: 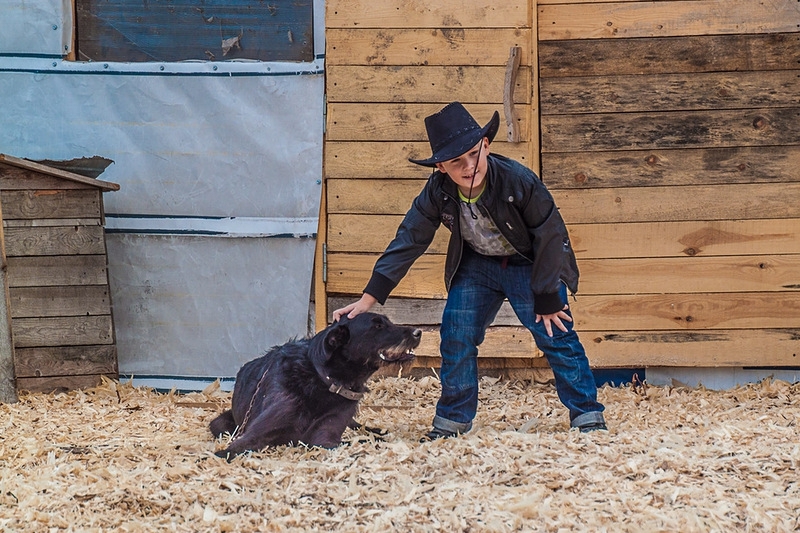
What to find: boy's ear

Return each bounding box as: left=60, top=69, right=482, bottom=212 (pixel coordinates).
left=435, top=162, right=446, bottom=174
left=324, top=323, right=350, bottom=356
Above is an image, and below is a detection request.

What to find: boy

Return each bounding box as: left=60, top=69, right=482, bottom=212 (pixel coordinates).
left=333, top=102, right=606, bottom=440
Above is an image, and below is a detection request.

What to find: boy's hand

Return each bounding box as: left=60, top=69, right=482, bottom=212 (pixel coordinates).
left=332, top=293, right=378, bottom=321
left=535, top=305, right=572, bottom=337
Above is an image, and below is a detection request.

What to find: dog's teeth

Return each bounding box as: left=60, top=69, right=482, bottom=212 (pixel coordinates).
left=379, top=352, right=387, bottom=360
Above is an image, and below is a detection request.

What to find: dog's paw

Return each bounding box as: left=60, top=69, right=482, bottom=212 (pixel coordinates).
left=214, top=449, right=237, bottom=463
left=349, top=419, right=389, bottom=438
left=360, top=424, right=389, bottom=437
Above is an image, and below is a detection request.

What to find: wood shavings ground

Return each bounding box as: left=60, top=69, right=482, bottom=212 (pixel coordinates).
left=1, top=375, right=799, bottom=532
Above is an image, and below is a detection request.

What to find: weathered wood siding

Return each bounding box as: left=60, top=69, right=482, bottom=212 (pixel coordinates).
left=537, top=0, right=800, bottom=368
left=0, top=159, right=118, bottom=392
left=324, top=0, right=538, bottom=371
left=323, top=0, right=800, bottom=370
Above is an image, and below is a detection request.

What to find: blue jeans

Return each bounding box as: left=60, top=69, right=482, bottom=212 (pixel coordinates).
left=433, top=248, right=605, bottom=433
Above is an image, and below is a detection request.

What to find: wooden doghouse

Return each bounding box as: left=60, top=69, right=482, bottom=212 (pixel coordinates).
left=0, top=154, right=120, bottom=394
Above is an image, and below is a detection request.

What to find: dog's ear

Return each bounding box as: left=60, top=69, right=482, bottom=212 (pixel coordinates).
left=324, top=323, right=350, bottom=356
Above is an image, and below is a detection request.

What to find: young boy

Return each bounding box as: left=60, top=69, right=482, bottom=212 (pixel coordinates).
left=333, top=102, right=607, bottom=440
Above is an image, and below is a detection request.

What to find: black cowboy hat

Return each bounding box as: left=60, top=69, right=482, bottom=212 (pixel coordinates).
left=408, top=102, right=500, bottom=167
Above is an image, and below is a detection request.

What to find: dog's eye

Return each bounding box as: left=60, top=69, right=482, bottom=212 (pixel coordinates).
left=371, top=317, right=385, bottom=329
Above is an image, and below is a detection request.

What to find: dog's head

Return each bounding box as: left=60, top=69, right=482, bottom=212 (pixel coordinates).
left=322, top=313, right=421, bottom=371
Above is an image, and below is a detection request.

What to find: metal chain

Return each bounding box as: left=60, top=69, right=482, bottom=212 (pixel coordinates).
left=229, top=359, right=274, bottom=442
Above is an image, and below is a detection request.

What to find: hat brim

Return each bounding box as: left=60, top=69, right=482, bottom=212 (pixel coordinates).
left=408, top=111, right=500, bottom=167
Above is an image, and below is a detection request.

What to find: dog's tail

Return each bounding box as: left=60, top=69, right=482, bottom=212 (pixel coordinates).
left=209, top=410, right=237, bottom=438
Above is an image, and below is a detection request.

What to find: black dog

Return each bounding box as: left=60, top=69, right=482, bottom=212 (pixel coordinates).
left=210, top=313, right=421, bottom=459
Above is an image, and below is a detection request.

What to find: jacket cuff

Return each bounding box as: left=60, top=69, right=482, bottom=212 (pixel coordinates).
left=534, top=291, right=564, bottom=316
left=363, top=272, right=396, bottom=305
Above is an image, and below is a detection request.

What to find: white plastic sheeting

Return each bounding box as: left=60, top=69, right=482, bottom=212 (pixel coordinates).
left=0, top=0, right=326, bottom=388
left=0, top=0, right=72, bottom=56
left=106, top=234, right=316, bottom=378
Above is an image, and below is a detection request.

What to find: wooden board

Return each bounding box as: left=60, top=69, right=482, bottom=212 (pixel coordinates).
left=327, top=179, right=800, bottom=222
left=7, top=255, right=110, bottom=287
left=0, top=156, right=119, bottom=191
left=0, top=190, right=101, bottom=219
left=538, top=1, right=800, bottom=41
left=326, top=0, right=528, bottom=29
left=330, top=292, right=800, bottom=332
left=14, top=374, right=114, bottom=393
left=3, top=226, right=106, bottom=256
left=538, top=33, right=800, bottom=77
left=328, top=214, right=450, bottom=254
left=327, top=104, right=519, bottom=142
left=540, top=71, right=800, bottom=115
left=541, top=108, right=800, bottom=152
left=326, top=252, right=800, bottom=299
left=326, top=67, right=530, bottom=104
left=540, top=146, right=800, bottom=189
left=393, top=324, right=800, bottom=368
left=325, top=141, right=532, bottom=179
left=570, top=292, right=800, bottom=331
left=13, top=345, right=117, bottom=378
left=9, top=286, right=112, bottom=319
left=0, top=200, right=16, bottom=403
left=12, top=316, right=114, bottom=348
left=327, top=215, right=800, bottom=259
left=571, top=219, right=800, bottom=259
left=552, top=183, right=800, bottom=224
left=0, top=170, right=96, bottom=190
left=326, top=28, right=531, bottom=66
left=582, top=328, right=800, bottom=367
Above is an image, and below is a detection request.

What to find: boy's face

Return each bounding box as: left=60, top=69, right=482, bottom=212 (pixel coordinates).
left=435, top=137, right=490, bottom=197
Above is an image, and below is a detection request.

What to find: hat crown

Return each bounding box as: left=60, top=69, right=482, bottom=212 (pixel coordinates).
left=425, top=102, right=482, bottom=154
left=409, top=102, right=500, bottom=167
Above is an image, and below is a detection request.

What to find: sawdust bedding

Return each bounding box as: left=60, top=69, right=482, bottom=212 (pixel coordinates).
left=1, top=375, right=798, bottom=532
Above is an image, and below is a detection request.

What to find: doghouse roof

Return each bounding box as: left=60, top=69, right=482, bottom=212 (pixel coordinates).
left=0, top=153, right=120, bottom=192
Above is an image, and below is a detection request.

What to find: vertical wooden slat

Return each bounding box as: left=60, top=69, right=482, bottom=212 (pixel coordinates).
left=530, top=0, right=541, bottom=174
left=315, top=169, right=328, bottom=332
left=0, top=200, right=18, bottom=403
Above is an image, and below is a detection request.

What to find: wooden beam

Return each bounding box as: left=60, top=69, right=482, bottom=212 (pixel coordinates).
left=325, top=140, right=531, bottom=179
left=0, top=201, right=17, bottom=403
left=0, top=154, right=119, bottom=191
left=538, top=33, right=800, bottom=77
left=327, top=215, right=800, bottom=259
left=538, top=0, right=800, bottom=41
left=326, top=252, right=800, bottom=300
left=326, top=66, right=531, bottom=105
left=541, top=146, right=800, bottom=189
left=326, top=28, right=531, bottom=66
left=326, top=0, right=527, bottom=29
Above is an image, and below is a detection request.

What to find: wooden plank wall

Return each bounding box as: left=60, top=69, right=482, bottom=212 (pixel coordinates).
left=537, top=0, right=800, bottom=368
left=1, top=164, right=118, bottom=392
left=324, top=0, right=541, bottom=371
left=324, top=0, right=800, bottom=371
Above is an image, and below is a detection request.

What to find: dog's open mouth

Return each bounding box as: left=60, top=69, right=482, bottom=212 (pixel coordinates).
left=378, top=348, right=416, bottom=363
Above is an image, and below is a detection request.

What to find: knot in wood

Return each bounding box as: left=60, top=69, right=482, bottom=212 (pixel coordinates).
left=752, top=116, right=767, bottom=130
left=573, top=172, right=587, bottom=184
left=645, top=155, right=660, bottom=166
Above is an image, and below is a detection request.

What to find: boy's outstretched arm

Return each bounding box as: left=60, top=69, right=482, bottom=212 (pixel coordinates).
left=332, top=293, right=378, bottom=321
